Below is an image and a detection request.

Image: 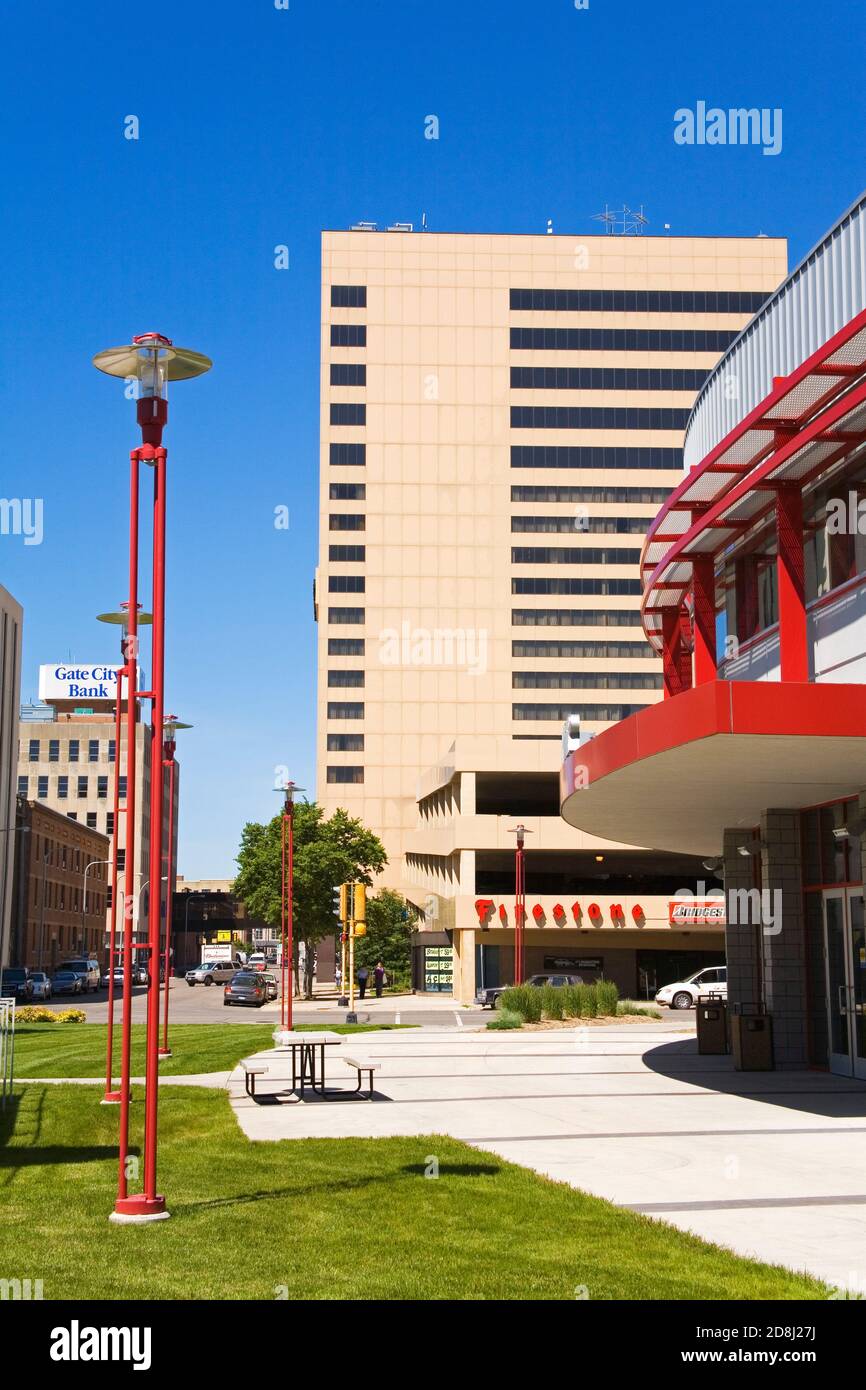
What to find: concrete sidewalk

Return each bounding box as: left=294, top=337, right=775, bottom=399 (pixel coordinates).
left=228, top=1026, right=866, bottom=1291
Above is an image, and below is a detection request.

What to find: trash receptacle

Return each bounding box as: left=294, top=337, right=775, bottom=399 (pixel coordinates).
left=696, top=994, right=728, bottom=1054
left=730, top=1003, right=774, bottom=1071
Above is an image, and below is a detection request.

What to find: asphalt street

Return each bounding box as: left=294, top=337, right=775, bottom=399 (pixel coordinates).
left=47, top=979, right=494, bottom=1029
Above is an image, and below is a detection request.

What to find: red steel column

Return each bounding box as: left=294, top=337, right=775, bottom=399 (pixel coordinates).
left=159, top=749, right=175, bottom=1055
left=280, top=809, right=287, bottom=1028
left=117, top=452, right=140, bottom=1206
left=143, top=446, right=167, bottom=1210
left=692, top=555, right=717, bottom=684
left=661, top=610, right=683, bottom=697
left=103, top=667, right=125, bottom=1103
left=735, top=556, right=759, bottom=644
left=776, top=483, right=808, bottom=682
left=286, top=800, right=294, bottom=1030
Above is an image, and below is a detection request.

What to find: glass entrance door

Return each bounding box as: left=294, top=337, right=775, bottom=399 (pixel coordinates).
left=823, top=889, right=866, bottom=1079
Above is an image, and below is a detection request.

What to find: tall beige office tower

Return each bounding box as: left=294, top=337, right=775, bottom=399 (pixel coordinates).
left=314, top=226, right=786, bottom=978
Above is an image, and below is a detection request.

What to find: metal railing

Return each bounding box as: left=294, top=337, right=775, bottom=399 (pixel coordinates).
left=0, top=998, right=15, bottom=1110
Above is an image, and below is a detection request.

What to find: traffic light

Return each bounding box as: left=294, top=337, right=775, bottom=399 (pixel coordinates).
left=353, top=883, right=367, bottom=937
left=333, top=883, right=349, bottom=923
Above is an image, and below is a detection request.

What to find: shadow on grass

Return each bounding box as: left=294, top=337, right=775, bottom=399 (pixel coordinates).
left=399, top=1161, right=501, bottom=1177
left=0, top=1143, right=119, bottom=1168
left=172, top=1159, right=504, bottom=1217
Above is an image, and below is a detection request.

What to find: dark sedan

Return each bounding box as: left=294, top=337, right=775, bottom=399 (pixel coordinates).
left=475, top=972, right=585, bottom=1009
left=224, top=972, right=268, bottom=1008
left=52, top=970, right=84, bottom=997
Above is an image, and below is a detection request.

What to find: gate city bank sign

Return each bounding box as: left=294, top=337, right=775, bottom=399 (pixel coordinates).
left=39, top=664, right=126, bottom=702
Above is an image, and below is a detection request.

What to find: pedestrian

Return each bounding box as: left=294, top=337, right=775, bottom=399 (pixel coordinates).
left=335, top=962, right=342, bottom=992
left=374, top=960, right=386, bottom=998
left=357, top=963, right=369, bottom=999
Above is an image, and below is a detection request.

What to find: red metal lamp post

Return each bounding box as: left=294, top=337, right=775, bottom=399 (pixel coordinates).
left=275, top=782, right=304, bottom=1031
left=158, top=716, right=190, bottom=1058
left=508, top=824, right=531, bottom=986
left=95, top=332, right=211, bottom=1224
left=96, top=603, right=151, bottom=1105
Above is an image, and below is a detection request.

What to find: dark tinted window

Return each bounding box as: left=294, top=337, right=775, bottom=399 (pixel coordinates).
left=509, top=288, right=766, bottom=313
left=331, top=285, right=366, bottom=307
left=330, top=363, right=366, bottom=385
left=327, top=702, right=364, bottom=719
left=510, top=327, right=738, bottom=352
left=511, top=446, right=682, bottom=471
left=330, top=443, right=366, bottom=467
left=331, top=324, right=366, bottom=346
left=330, top=403, right=366, bottom=425
left=510, top=366, right=707, bottom=391
left=511, top=406, right=690, bottom=430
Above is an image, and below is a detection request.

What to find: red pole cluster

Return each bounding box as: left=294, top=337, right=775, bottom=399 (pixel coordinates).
left=112, top=439, right=169, bottom=1222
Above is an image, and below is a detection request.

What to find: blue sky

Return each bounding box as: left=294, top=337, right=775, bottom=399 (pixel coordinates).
left=1, top=0, right=864, bottom=877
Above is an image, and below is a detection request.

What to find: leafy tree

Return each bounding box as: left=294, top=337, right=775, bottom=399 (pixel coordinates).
left=233, top=802, right=386, bottom=997
left=353, top=888, right=418, bottom=990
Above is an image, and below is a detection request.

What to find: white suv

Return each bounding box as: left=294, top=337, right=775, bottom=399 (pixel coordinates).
left=185, top=961, right=239, bottom=987
left=655, top=966, right=727, bottom=1010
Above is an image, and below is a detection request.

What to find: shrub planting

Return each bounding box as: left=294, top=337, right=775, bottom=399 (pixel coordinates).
left=499, top=985, right=543, bottom=1023
left=486, top=1008, right=523, bottom=1031
left=14, top=1007, right=86, bottom=1024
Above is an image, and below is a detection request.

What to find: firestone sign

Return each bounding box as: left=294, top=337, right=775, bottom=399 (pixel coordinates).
left=38, top=663, right=124, bottom=702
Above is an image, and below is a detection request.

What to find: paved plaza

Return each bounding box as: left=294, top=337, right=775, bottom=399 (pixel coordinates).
left=229, top=1025, right=866, bottom=1292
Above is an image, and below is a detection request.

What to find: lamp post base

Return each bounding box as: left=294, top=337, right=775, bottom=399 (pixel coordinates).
left=337, top=996, right=349, bottom=1007
left=110, top=1195, right=170, bottom=1224
left=346, top=1012, right=358, bottom=1024
left=101, top=1091, right=122, bottom=1105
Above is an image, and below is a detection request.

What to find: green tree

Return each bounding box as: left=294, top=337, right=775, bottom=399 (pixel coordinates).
left=233, top=802, right=386, bottom=998
left=354, top=888, right=418, bottom=990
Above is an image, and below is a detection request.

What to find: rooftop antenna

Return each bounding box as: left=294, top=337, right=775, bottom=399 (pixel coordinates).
left=591, top=203, right=649, bottom=236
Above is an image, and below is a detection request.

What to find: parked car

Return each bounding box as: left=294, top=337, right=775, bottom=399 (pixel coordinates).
left=261, top=971, right=278, bottom=1001
left=185, top=961, right=239, bottom=987
left=60, top=958, right=101, bottom=993
left=655, top=965, right=727, bottom=1011
left=475, top=972, right=585, bottom=1009
left=223, top=972, right=268, bottom=1008
left=52, top=969, right=84, bottom=996
left=1, top=967, right=34, bottom=1001
left=29, top=971, right=52, bottom=1001
left=100, top=966, right=128, bottom=989
left=246, top=953, right=267, bottom=972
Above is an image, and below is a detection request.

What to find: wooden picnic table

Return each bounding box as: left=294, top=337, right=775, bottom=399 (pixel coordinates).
left=271, top=1030, right=344, bottom=1096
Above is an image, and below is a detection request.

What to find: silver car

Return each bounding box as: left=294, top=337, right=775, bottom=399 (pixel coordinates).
left=185, top=960, right=239, bottom=987
left=29, top=971, right=52, bottom=1001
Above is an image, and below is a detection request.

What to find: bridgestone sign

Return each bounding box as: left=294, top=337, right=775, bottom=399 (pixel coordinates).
left=668, top=899, right=726, bottom=926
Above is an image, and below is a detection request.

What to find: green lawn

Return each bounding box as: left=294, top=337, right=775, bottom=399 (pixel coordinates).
left=0, top=1084, right=829, bottom=1301
left=12, top=1022, right=415, bottom=1079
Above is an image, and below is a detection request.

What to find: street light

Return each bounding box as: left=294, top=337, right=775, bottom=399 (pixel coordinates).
left=275, top=782, right=304, bottom=1030
left=158, top=716, right=191, bottom=1058
left=507, top=825, right=532, bottom=986
left=95, top=604, right=152, bottom=1105
left=95, top=331, right=211, bottom=1226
